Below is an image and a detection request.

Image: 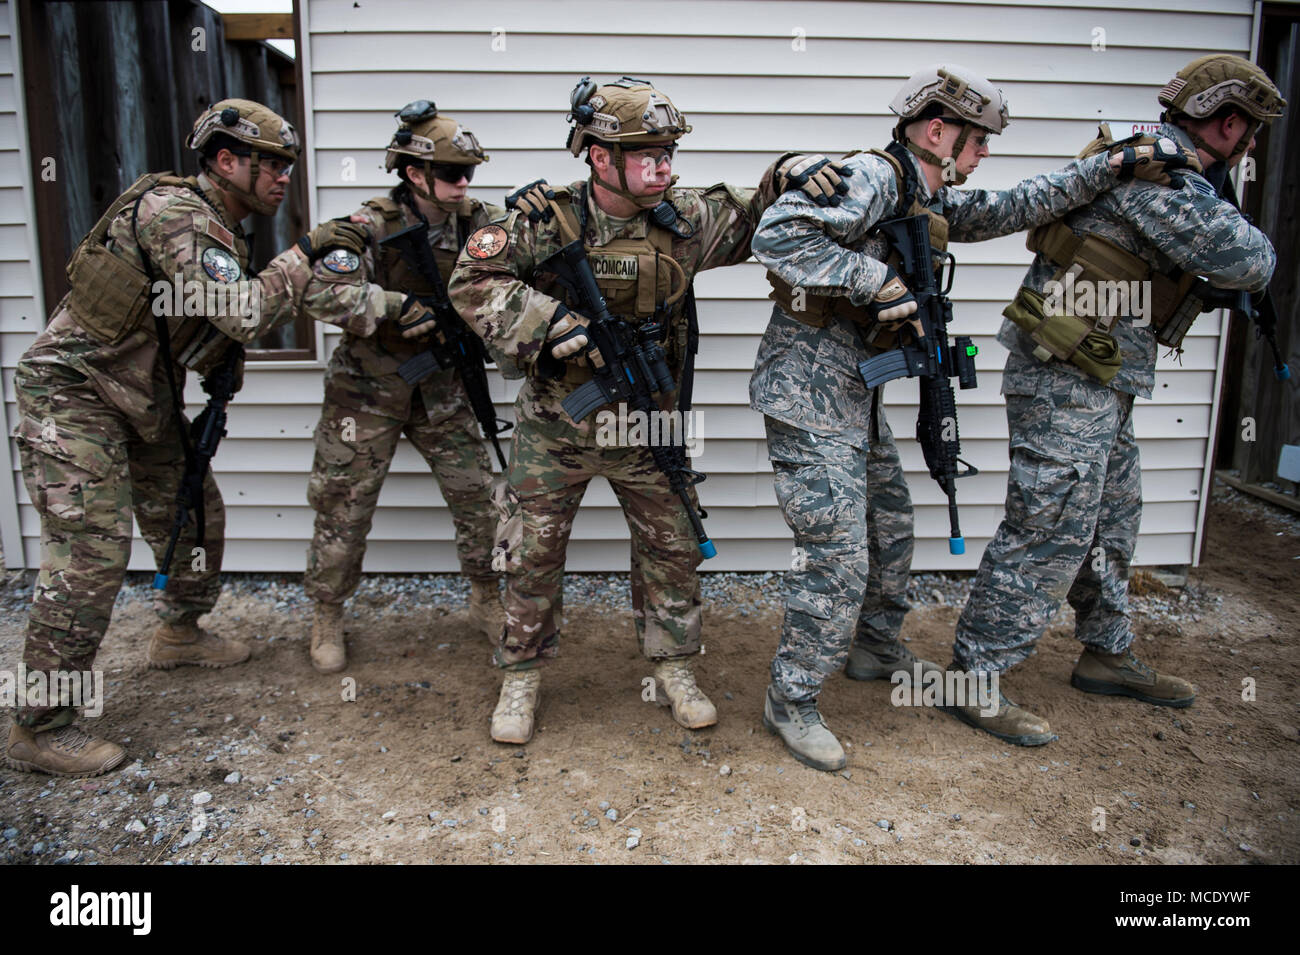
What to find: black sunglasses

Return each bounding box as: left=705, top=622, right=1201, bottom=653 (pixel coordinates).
left=431, top=163, right=475, bottom=184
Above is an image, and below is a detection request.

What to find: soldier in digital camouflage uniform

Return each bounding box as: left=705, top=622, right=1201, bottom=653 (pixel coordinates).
left=448, top=76, right=843, bottom=744
left=946, top=55, right=1284, bottom=745
left=304, top=101, right=507, bottom=673
left=749, top=65, right=1180, bottom=771
left=5, top=99, right=422, bottom=777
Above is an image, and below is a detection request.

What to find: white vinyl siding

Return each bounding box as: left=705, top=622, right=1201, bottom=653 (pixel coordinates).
left=4, top=0, right=1255, bottom=572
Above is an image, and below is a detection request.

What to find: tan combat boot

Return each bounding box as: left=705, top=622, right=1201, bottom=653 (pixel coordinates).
left=310, top=601, right=346, bottom=673
left=846, top=641, right=945, bottom=683
left=466, top=579, right=505, bottom=643
left=1071, top=648, right=1195, bottom=707
left=762, top=685, right=846, bottom=772
left=491, top=669, right=541, bottom=744
left=942, top=684, right=1056, bottom=747
left=6, top=723, right=126, bottom=778
left=147, top=622, right=250, bottom=670
left=654, top=657, right=718, bottom=729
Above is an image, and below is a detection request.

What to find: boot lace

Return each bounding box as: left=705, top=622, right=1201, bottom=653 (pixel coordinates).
left=50, top=725, right=93, bottom=754
left=661, top=660, right=707, bottom=705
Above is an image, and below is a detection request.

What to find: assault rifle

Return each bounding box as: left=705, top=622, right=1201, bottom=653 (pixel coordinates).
left=1203, top=174, right=1290, bottom=382
left=380, top=222, right=513, bottom=467
left=153, top=343, right=242, bottom=590
left=857, top=214, right=979, bottom=556
left=550, top=239, right=716, bottom=559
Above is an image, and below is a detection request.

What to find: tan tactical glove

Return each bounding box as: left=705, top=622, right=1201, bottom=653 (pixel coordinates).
left=298, top=218, right=368, bottom=261
left=546, top=305, right=589, bottom=360
left=505, top=179, right=556, bottom=223
left=868, top=267, right=919, bottom=327
left=1110, top=135, right=1200, bottom=188
left=775, top=153, right=853, bottom=206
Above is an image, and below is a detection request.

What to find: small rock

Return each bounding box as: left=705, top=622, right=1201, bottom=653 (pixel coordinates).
left=1154, top=731, right=1166, bottom=741
left=876, top=819, right=891, bottom=830
left=31, top=841, right=46, bottom=855
left=261, top=853, right=274, bottom=864
left=605, top=809, right=618, bottom=821
left=192, top=791, right=212, bottom=806
left=224, top=772, right=241, bottom=785
left=1130, top=837, right=1141, bottom=847
left=153, top=794, right=169, bottom=809
left=125, top=820, right=146, bottom=834
left=719, top=764, right=732, bottom=776
left=179, top=830, right=201, bottom=849
left=3, top=828, right=18, bottom=841
left=382, top=810, right=397, bottom=821
left=1239, top=843, right=1252, bottom=853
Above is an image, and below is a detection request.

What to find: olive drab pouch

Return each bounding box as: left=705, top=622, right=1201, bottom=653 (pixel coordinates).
left=63, top=172, right=189, bottom=345
left=1003, top=285, right=1122, bottom=385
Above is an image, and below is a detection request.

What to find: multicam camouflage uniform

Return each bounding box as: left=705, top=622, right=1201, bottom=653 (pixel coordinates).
left=448, top=177, right=777, bottom=669
left=13, top=172, right=391, bottom=730
left=304, top=193, right=505, bottom=605
left=751, top=146, right=1122, bottom=703
left=953, top=120, right=1277, bottom=673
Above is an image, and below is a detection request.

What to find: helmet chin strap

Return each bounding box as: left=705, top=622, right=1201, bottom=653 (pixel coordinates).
left=899, top=120, right=973, bottom=186
left=206, top=150, right=277, bottom=216
left=592, top=144, right=670, bottom=209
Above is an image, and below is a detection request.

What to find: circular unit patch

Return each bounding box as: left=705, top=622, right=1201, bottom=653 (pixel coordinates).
left=321, top=248, right=361, bottom=273
left=466, top=224, right=508, bottom=259
left=201, top=246, right=242, bottom=283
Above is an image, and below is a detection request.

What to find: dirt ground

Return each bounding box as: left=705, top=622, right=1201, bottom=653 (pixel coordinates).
left=1, top=478, right=1296, bottom=865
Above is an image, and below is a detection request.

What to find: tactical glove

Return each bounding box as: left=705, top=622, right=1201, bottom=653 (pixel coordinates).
left=298, top=218, right=368, bottom=261
left=1112, top=136, right=1199, bottom=189
left=506, top=179, right=556, bottom=223
left=868, top=267, right=918, bottom=327
left=775, top=153, right=853, bottom=206
left=546, top=304, right=589, bottom=360
left=398, top=294, right=440, bottom=339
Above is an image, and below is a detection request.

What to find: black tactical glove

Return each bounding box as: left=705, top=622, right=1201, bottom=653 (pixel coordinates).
left=867, top=266, right=918, bottom=328
left=775, top=153, right=853, bottom=206
left=298, top=218, right=368, bottom=261
left=506, top=179, right=556, bottom=223
left=397, top=294, right=440, bottom=338
left=546, top=304, right=589, bottom=360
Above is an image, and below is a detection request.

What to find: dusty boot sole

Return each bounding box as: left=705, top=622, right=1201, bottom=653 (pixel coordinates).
left=761, top=711, right=848, bottom=772
left=1070, top=673, right=1195, bottom=708
left=654, top=678, right=718, bottom=730
left=311, top=656, right=346, bottom=675
left=939, top=705, right=1057, bottom=747
left=147, top=655, right=249, bottom=671
left=5, top=750, right=126, bottom=778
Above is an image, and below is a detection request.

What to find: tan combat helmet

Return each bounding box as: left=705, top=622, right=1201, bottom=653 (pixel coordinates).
left=890, top=65, right=1010, bottom=183
left=385, top=100, right=488, bottom=211
left=566, top=76, right=692, bottom=207
left=1158, top=54, right=1286, bottom=162
left=188, top=98, right=300, bottom=215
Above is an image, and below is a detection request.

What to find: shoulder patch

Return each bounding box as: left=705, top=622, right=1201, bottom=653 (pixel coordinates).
left=201, top=216, right=236, bottom=251
left=466, top=224, right=508, bottom=259
left=1187, top=174, right=1217, bottom=199
left=201, top=245, right=242, bottom=283
left=321, top=248, right=361, bottom=274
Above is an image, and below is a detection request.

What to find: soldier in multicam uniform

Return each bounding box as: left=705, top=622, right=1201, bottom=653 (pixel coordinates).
left=945, top=55, right=1285, bottom=745
left=304, top=101, right=507, bottom=673
left=448, top=76, right=845, bottom=744
left=5, top=99, right=421, bottom=777
left=749, top=65, right=1183, bottom=771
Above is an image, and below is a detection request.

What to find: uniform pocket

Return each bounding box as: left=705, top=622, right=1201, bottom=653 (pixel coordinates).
left=15, top=416, right=118, bottom=531
left=307, top=418, right=359, bottom=512
left=1008, top=448, right=1090, bottom=533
